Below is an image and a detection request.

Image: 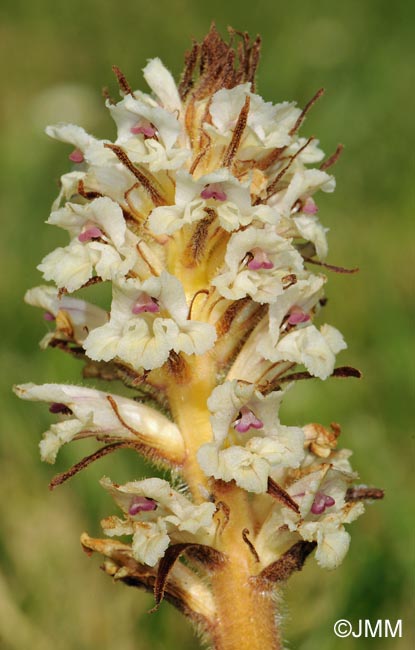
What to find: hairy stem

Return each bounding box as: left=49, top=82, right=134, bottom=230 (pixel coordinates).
left=210, top=481, right=281, bottom=650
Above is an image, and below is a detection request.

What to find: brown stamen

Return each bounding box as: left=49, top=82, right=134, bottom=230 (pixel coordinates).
left=187, top=290, right=210, bottom=320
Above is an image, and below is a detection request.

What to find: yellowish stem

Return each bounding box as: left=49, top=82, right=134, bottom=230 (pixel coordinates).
left=166, top=353, right=216, bottom=502
left=210, top=482, right=281, bottom=650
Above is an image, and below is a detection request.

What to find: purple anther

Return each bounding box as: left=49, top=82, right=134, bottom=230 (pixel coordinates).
left=130, top=121, right=157, bottom=138
left=287, top=307, right=310, bottom=325
left=200, top=184, right=227, bottom=202
left=302, top=197, right=318, bottom=215
left=131, top=292, right=160, bottom=314
left=69, top=149, right=84, bottom=163
left=78, top=226, right=103, bottom=243
left=49, top=402, right=73, bottom=415
left=43, top=311, right=56, bottom=321
left=311, top=491, right=336, bottom=515
left=233, top=406, right=264, bottom=433
left=247, top=247, right=274, bottom=271
left=129, top=496, right=157, bottom=515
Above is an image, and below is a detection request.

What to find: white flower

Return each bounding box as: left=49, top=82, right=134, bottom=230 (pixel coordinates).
left=45, top=123, right=114, bottom=166
left=13, top=383, right=185, bottom=463
left=283, top=457, right=364, bottom=569
left=207, top=83, right=301, bottom=155
left=256, top=273, right=325, bottom=354
left=109, top=94, right=189, bottom=171
left=38, top=197, right=138, bottom=292
left=262, top=323, right=347, bottom=380
left=269, top=168, right=335, bottom=217
left=212, top=227, right=304, bottom=303
left=83, top=271, right=216, bottom=371
left=293, top=213, right=329, bottom=259
left=24, top=284, right=108, bottom=346
left=51, top=170, right=85, bottom=210
left=197, top=380, right=304, bottom=493
left=148, top=169, right=277, bottom=235
left=100, top=477, right=216, bottom=566
left=142, top=58, right=182, bottom=115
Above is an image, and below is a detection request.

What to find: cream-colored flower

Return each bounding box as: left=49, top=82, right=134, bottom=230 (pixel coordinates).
left=262, top=322, right=347, bottom=380
left=109, top=94, right=189, bottom=171
left=13, top=383, right=185, bottom=463
left=148, top=169, right=277, bottom=235
left=101, top=477, right=216, bottom=565
left=38, top=197, right=138, bottom=292
left=24, top=284, right=108, bottom=345
left=197, top=380, right=304, bottom=493
left=83, top=271, right=216, bottom=370
left=206, top=83, right=301, bottom=155
left=212, top=227, right=304, bottom=303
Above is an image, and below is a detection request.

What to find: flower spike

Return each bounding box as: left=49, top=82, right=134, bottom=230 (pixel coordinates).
left=16, top=25, right=382, bottom=650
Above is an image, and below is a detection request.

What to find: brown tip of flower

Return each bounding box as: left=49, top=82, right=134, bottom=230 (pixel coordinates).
left=345, top=487, right=385, bottom=502
left=320, top=143, right=344, bottom=171
left=254, top=541, right=317, bottom=586
left=179, top=23, right=261, bottom=101
left=112, top=65, right=134, bottom=96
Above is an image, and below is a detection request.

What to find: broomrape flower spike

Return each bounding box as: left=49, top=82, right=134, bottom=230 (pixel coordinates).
left=14, top=24, right=383, bottom=650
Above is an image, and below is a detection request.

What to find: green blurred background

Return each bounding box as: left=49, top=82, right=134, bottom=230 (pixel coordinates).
left=1, top=0, right=413, bottom=648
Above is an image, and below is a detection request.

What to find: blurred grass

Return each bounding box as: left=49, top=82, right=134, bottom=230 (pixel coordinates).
left=0, top=0, right=413, bottom=648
